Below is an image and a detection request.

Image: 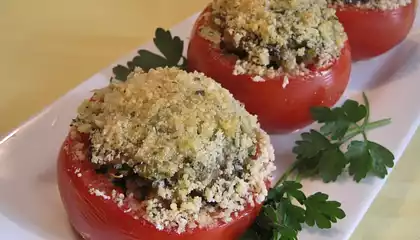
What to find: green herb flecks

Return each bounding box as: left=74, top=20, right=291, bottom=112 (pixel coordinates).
left=112, top=28, right=187, bottom=81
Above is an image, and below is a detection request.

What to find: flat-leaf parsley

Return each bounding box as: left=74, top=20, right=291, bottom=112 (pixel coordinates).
left=242, top=181, right=345, bottom=240
left=112, top=28, right=187, bottom=81
left=242, top=93, right=393, bottom=239
left=294, top=93, right=394, bottom=183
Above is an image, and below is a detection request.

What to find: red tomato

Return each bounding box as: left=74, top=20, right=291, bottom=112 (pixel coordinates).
left=334, top=1, right=416, bottom=61
left=187, top=7, right=352, bottom=134
left=57, top=131, right=262, bottom=240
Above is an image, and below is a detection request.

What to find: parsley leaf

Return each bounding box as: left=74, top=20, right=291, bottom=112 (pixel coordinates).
left=263, top=182, right=307, bottom=232
left=240, top=229, right=261, bottom=240
left=263, top=205, right=281, bottom=226
left=112, top=65, right=132, bottom=81
left=282, top=182, right=307, bottom=204
left=279, top=200, right=306, bottom=231
left=242, top=93, right=392, bottom=239
left=317, top=148, right=348, bottom=183
left=112, top=28, right=187, bottom=81
left=304, top=192, right=346, bottom=229
left=132, top=50, right=169, bottom=70
left=241, top=181, right=344, bottom=240
left=342, top=100, right=368, bottom=122
left=294, top=93, right=393, bottom=183
left=293, top=130, right=331, bottom=159
left=311, top=99, right=367, bottom=140
left=276, top=226, right=298, bottom=240
left=345, top=141, right=371, bottom=182
left=153, top=28, right=184, bottom=66
left=293, top=131, right=347, bottom=183
left=267, top=181, right=306, bottom=204
left=368, top=141, right=395, bottom=177
left=346, top=140, right=395, bottom=182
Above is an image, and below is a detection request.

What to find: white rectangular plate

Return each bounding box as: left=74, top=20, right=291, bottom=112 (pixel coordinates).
left=1, top=13, right=420, bottom=240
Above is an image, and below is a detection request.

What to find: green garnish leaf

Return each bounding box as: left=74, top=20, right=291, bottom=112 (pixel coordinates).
left=112, top=28, right=187, bottom=81
left=153, top=28, right=184, bottom=66
left=293, top=131, right=347, bottom=183
left=311, top=99, right=367, bottom=140
left=241, top=181, right=343, bottom=240
left=276, top=226, right=298, bottom=240
left=304, top=192, right=346, bottom=229
left=292, top=130, right=331, bottom=159
left=267, top=181, right=306, bottom=204
left=341, top=100, right=368, bottom=123
left=242, top=93, right=392, bottom=239
left=368, top=141, right=395, bottom=177
left=282, top=181, right=306, bottom=204
left=345, top=141, right=371, bottom=182
left=279, top=200, right=306, bottom=231
left=240, top=229, right=261, bottom=240
left=346, top=140, right=395, bottom=182
left=264, top=205, right=281, bottom=226
left=112, top=65, right=132, bottom=81
left=309, top=106, right=337, bottom=122
left=132, top=50, right=169, bottom=70
left=272, top=229, right=282, bottom=240
left=294, top=93, right=393, bottom=183
left=317, top=148, right=348, bottom=183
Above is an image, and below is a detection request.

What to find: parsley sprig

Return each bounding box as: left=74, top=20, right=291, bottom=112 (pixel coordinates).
left=112, top=28, right=187, bottom=81
left=242, top=93, right=393, bottom=239
left=241, top=180, right=345, bottom=240
left=293, top=93, right=394, bottom=182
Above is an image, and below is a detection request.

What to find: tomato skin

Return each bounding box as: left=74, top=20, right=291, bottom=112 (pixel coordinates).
left=334, top=1, right=416, bottom=61
left=57, top=132, right=262, bottom=240
left=187, top=7, right=351, bottom=134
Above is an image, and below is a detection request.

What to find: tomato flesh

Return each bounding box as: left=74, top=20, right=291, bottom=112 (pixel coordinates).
left=187, top=7, right=351, bottom=134
left=57, top=132, right=262, bottom=240
left=334, top=1, right=416, bottom=61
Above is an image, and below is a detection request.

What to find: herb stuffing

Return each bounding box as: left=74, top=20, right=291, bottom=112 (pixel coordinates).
left=73, top=67, right=276, bottom=233
left=203, top=0, right=347, bottom=77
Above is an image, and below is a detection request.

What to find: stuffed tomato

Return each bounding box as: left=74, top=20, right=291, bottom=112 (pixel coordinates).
left=187, top=0, right=351, bottom=133
left=57, top=67, right=276, bottom=240
left=330, top=0, right=416, bottom=60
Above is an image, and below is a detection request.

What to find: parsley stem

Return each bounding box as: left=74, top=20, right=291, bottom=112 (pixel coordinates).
left=338, top=118, right=391, bottom=145
left=274, top=159, right=302, bottom=187
left=362, top=92, right=370, bottom=128
left=295, top=172, right=302, bottom=182
left=363, top=118, right=392, bottom=131
left=274, top=117, right=391, bottom=188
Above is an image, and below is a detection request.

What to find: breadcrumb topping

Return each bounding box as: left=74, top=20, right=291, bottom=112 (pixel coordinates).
left=71, top=67, right=276, bottom=233
left=201, top=0, right=347, bottom=77
left=329, top=0, right=411, bottom=10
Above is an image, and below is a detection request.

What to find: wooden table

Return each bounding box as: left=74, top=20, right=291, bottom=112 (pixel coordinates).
left=1, top=1, right=419, bottom=239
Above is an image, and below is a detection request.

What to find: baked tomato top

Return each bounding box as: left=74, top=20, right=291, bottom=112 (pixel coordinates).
left=57, top=131, right=264, bottom=240
left=332, top=1, right=416, bottom=60
left=57, top=68, right=276, bottom=240
left=187, top=5, right=351, bottom=133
